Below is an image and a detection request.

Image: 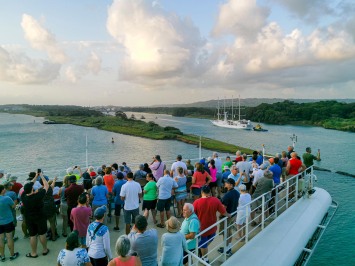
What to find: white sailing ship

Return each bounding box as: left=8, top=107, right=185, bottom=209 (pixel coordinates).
left=211, top=96, right=253, bottom=130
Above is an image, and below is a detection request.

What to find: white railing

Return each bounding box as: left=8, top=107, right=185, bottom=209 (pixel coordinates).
left=185, top=166, right=318, bottom=265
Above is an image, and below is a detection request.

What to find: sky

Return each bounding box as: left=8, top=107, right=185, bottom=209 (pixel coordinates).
left=1, top=0, right=355, bottom=106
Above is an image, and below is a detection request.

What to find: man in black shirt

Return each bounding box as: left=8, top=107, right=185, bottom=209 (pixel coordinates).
left=218, top=178, right=240, bottom=256
left=21, top=173, right=50, bottom=258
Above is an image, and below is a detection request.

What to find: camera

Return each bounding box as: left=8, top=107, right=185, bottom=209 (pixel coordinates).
left=37, top=169, right=41, bottom=173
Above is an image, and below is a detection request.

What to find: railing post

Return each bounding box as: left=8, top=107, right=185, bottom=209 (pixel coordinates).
left=286, top=180, right=289, bottom=209
left=261, top=194, right=265, bottom=230
left=223, top=218, right=227, bottom=261
left=295, top=174, right=299, bottom=200
left=275, top=187, right=278, bottom=218
left=245, top=206, right=249, bottom=243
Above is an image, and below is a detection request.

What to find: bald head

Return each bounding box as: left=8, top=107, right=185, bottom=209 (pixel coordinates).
left=291, top=152, right=298, bottom=158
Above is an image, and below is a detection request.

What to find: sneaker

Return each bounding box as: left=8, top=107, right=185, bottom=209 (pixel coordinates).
left=203, top=257, right=210, bottom=264
left=226, top=249, right=232, bottom=257
left=0, top=256, right=5, bottom=262
left=113, top=227, right=120, bottom=231
left=9, top=252, right=19, bottom=261
left=217, top=247, right=224, bottom=253
left=13, top=236, right=19, bottom=242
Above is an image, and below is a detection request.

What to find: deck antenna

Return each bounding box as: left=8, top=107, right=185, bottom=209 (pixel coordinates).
left=199, top=136, right=202, bottom=159
left=231, top=96, right=234, bottom=120
left=262, top=144, right=265, bottom=164
left=86, top=134, right=88, bottom=168
left=290, top=133, right=298, bottom=149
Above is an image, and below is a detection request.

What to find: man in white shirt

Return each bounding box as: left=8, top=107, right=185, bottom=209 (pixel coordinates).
left=86, top=205, right=112, bottom=265
left=120, top=172, right=142, bottom=234
left=170, top=155, right=187, bottom=177
left=156, top=170, right=178, bottom=228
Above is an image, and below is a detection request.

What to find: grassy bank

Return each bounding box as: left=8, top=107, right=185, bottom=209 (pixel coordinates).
left=47, top=116, right=253, bottom=154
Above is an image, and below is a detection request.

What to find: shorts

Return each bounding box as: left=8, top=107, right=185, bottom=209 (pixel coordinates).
left=26, top=216, right=47, bottom=236
left=114, top=204, right=123, bottom=216
left=218, top=216, right=234, bottom=233
left=191, top=187, right=201, bottom=196
left=199, top=233, right=216, bottom=249
left=79, top=236, right=86, bottom=246
left=123, top=208, right=139, bottom=224
left=216, top=172, right=223, bottom=187
left=0, top=221, right=15, bottom=234
left=157, top=198, right=171, bottom=212
left=60, top=202, right=68, bottom=216
left=142, top=199, right=157, bottom=211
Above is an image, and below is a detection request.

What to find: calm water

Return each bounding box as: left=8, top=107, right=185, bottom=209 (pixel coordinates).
left=0, top=112, right=354, bottom=265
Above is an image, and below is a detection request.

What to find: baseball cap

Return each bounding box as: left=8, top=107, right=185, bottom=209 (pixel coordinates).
left=94, top=205, right=107, bottom=219
left=225, top=178, right=235, bottom=186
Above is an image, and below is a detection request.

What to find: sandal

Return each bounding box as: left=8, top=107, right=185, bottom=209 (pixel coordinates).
left=25, top=253, right=38, bottom=258
left=10, top=252, right=19, bottom=261
left=156, top=223, right=165, bottom=228
left=42, top=249, right=50, bottom=256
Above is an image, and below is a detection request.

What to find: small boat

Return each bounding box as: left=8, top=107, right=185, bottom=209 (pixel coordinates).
left=253, top=124, right=268, bottom=132
left=140, top=115, right=145, bottom=119
left=43, top=120, right=56, bottom=124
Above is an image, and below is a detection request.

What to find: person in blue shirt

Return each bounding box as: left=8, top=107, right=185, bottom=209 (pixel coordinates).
left=0, top=184, right=19, bottom=261
left=112, top=173, right=126, bottom=231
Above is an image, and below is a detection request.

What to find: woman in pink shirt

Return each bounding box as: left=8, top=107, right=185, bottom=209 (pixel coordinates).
left=209, top=159, right=218, bottom=197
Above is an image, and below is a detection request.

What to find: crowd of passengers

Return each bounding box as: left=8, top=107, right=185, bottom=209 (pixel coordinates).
left=0, top=146, right=320, bottom=265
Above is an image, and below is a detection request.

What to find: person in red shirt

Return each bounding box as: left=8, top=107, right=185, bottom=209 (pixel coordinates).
left=65, top=176, right=84, bottom=231
left=8, top=176, right=23, bottom=194
left=103, top=166, right=115, bottom=218
left=286, top=152, right=306, bottom=199
left=193, top=185, right=230, bottom=264
left=70, top=193, right=91, bottom=248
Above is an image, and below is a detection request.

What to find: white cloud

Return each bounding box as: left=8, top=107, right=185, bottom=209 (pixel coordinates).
left=212, top=0, right=269, bottom=40
left=21, top=14, right=68, bottom=64
left=106, top=0, right=205, bottom=85
left=0, top=46, right=60, bottom=84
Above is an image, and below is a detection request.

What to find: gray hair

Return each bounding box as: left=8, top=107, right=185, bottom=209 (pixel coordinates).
left=231, top=165, right=237, bottom=171
left=115, top=235, right=131, bottom=257
left=236, top=150, right=241, bottom=156
left=95, top=176, right=103, bottom=186
left=184, top=203, right=194, bottom=213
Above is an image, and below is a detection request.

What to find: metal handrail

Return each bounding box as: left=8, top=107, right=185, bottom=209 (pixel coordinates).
left=185, top=166, right=317, bottom=265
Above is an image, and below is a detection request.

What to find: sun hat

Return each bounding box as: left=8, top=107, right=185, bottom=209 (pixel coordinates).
left=66, top=167, right=74, bottom=175
left=165, top=216, right=181, bottom=233
left=224, top=165, right=230, bottom=170
left=9, top=176, right=18, bottom=182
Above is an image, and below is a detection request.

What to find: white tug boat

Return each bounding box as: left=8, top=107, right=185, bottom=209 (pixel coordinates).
left=211, top=96, right=253, bottom=130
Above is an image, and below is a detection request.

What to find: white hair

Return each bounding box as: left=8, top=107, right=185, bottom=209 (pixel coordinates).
left=184, top=203, right=194, bottom=213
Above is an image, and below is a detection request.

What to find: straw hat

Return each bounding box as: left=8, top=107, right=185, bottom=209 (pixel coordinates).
left=165, top=216, right=181, bottom=233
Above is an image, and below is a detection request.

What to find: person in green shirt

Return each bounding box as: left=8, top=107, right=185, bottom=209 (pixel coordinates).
left=222, top=156, right=233, bottom=172
left=142, top=173, right=157, bottom=224
left=302, top=147, right=321, bottom=172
